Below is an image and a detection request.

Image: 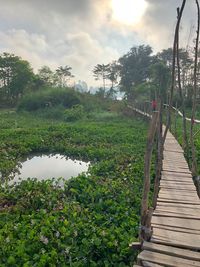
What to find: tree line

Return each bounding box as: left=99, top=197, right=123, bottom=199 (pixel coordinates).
left=0, top=53, right=74, bottom=107
left=0, top=44, right=198, bottom=107
left=93, top=45, right=197, bottom=106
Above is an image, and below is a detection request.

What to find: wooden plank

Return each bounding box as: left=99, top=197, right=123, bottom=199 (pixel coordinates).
left=151, top=236, right=200, bottom=251
left=152, top=235, right=200, bottom=250
left=163, top=160, right=188, bottom=164
left=162, top=173, right=193, bottom=181
left=163, top=158, right=186, bottom=162
left=163, top=163, right=188, bottom=168
left=143, top=241, right=200, bottom=261
left=160, top=181, right=195, bottom=186
left=164, top=149, right=183, bottom=154
left=151, top=216, right=200, bottom=230
left=157, top=202, right=200, bottom=209
left=157, top=198, right=200, bottom=205
left=163, top=163, right=189, bottom=170
left=158, top=193, right=199, bottom=200
left=160, top=180, right=195, bottom=186
left=158, top=198, right=200, bottom=205
left=156, top=206, right=200, bottom=216
left=160, top=187, right=196, bottom=191
left=152, top=224, right=200, bottom=235
left=162, top=175, right=192, bottom=179
left=152, top=229, right=200, bottom=249
left=162, top=172, right=192, bottom=176
left=161, top=179, right=193, bottom=184
left=162, top=172, right=192, bottom=178
left=138, top=251, right=200, bottom=266
left=153, top=210, right=200, bottom=220
left=163, top=164, right=189, bottom=169
left=159, top=185, right=196, bottom=191
left=142, top=261, right=165, bottom=267
left=158, top=194, right=199, bottom=201
left=163, top=168, right=191, bottom=174
left=159, top=184, right=196, bottom=190
left=162, top=168, right=191, bottom=173
left=158, top=195, right=199, bottom=201
left=159, top=189, right=197, bottom=196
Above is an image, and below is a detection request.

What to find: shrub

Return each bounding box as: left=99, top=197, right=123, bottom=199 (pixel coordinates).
left=18, top=87, right=80, bottom=111
left=64, top=104, right=86, bottom=121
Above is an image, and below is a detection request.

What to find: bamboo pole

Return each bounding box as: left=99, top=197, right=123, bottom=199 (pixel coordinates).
left=190, top=0, right=200, bottom=176
left=140, top=112, right=158, bottom=241
left=174, top=102, right=178, bottom=139
left=176, top=21, right=189, bottom=156
left=153, top=100, right=163, bottom=208
left=163, top=0, right=186, bottom=143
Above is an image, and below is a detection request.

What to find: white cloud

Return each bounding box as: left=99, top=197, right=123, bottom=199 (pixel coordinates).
left=0, top=0, right=197, bottom=85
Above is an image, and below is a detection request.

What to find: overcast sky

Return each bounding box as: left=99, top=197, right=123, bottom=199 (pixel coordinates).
left=0, top=0, right=197, bottom=86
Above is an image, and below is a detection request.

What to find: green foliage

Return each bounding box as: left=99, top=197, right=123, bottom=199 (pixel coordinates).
left=38, top=65, right=74, bottom=88
left=0, top=111, right=148, bottom=266
left=64, top=105, right=86, bottom=121
left=119, top=45, right=153, bottom=99
left=18, top=87, right=80, bottom=111
left=0, top=52, right=34, bottom=106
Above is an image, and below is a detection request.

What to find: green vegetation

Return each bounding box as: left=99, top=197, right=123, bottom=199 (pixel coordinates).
left=17, top=87, right=80, bottom=111
left=0, top=110, right=148, bottom=266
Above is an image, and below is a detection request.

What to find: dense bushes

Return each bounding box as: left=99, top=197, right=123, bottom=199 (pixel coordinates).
left=18, top=87, right=80, bottom=111
left=64, top=105, right=86, bottom=121
left=17, top=87, right=123, bottom=118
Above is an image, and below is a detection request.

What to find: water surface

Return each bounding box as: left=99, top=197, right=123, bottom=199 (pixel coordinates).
left=11, top=154, right=89, bottom=183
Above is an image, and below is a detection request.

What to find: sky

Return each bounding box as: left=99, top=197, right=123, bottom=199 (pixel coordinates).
left=0, top=0, right=197, bottom=86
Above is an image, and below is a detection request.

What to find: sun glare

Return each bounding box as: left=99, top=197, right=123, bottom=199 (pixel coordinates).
left=111, top=0, right=148, bottom=25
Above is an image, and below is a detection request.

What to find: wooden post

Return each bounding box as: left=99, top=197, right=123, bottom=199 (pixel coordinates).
left=140, top=112, right=158, bottom=241
left=153, top=100, right=163, bottom=208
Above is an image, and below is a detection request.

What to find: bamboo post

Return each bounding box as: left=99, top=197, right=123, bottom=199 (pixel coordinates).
left=174, top=102, right=178, bottom=139
left=140, top=112, right=158, bottom=241
left=163, top=0, right=186, bottom=143
left=153, top=100, right=163, bottom=208
left=190, top=0, right=199, bottom=177
left=176, top=14, right=189, bottom=157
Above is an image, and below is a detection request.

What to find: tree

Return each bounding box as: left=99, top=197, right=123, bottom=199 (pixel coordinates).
left=118, top=45, right=153, bottom=100
left=157, top=48, right=173, bottom=68
left=93, top=64, right=110, bottom=90
left=157, top=48, right=193, bottom=105
left=95, top=87, right=106, bottom=99
left=55, top=65, right=74, bottom=87
left=0, top=52, right=34, bottom=104
left=38, top=66, right=54, bottom=86
left=149, top=61, right=171, bottom=102
left=107, top=61, right=120, bottom=89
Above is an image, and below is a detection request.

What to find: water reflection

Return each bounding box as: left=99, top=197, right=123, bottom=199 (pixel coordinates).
left=11, top=154, right=90, bottom=184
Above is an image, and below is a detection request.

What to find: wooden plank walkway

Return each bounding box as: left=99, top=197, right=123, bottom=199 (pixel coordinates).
left=134, top=130, right=200, bottom=266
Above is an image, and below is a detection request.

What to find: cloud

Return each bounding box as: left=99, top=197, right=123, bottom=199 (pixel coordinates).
left=139, top=0, right=197, bottom=51
left=0, top=0, right=197, bottom=85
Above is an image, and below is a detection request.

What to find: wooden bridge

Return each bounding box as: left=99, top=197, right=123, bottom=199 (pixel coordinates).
left=133, top=125, right=200, bottom=266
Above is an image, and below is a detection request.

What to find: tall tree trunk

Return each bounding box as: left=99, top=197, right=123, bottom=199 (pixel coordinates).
left=163, top=0, right=186, bottom=143
left=176, top=18, right=189, bottom=158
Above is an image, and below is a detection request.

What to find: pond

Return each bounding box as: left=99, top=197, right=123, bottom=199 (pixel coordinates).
left=10, top=154, right=90, bottom=184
